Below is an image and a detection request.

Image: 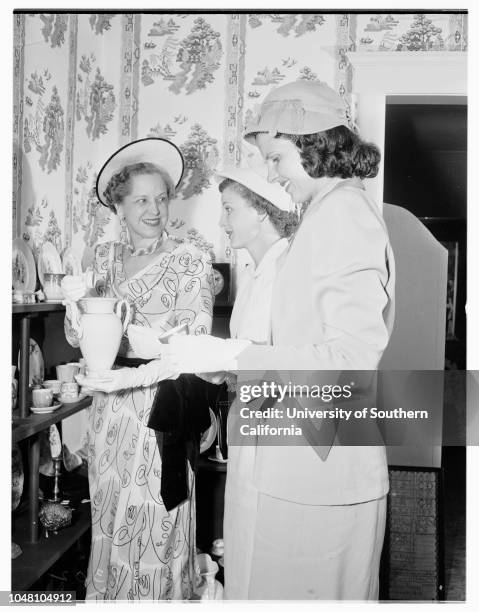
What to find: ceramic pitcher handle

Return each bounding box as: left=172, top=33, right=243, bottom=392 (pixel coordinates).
left=115, top=299, right=131, bottom=332
left=66, top=300, right=83, bottom=339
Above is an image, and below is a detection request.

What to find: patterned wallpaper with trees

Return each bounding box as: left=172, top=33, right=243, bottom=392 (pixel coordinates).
left=12, top=12, right=467, bottom=276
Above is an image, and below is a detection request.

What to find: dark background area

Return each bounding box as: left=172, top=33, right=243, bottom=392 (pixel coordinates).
left=384, top=98, right=467, bottom=367
left=384, top=101, right=467, bottom=219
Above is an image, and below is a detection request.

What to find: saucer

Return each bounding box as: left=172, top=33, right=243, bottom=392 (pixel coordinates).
left=31, top=403, right=62, bottom=414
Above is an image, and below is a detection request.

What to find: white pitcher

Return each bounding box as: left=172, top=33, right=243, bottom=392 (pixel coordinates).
left=68, top=297, right=130, bottom=373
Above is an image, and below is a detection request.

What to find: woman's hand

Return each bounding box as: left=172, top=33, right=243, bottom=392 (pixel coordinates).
left=61, top=274, right=87, bottom=301
left=75, top=359, right=178, bottom=393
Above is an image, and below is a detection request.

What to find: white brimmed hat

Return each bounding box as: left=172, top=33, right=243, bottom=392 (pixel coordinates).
left=96, top=137, right=184, bottom=207
left=215, top=165, right=294, bottom=212
left=244, top=80, right=348, bottom=144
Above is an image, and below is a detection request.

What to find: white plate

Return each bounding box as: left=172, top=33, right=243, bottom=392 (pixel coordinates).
left=200, top=408, right=217, bottom=454
left=61, top=247, right=82, bottom=276
left=30, top=402, right=62, bottom=414
left=18, top=339, right=44, bottom=386
left=38, top=242, right=63, bottom=287
left=12, top=238, right=37, bottom=292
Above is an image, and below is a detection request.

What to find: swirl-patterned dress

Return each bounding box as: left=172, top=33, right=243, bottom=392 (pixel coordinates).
left=65, top=238, right=214, bottom=601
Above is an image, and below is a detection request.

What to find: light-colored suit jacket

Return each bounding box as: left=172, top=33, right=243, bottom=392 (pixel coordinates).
left=236, top=177, right=395, bottom=505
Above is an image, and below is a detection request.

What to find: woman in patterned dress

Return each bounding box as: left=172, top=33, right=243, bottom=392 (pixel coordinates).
left=61, top=138, right=214, bottom=601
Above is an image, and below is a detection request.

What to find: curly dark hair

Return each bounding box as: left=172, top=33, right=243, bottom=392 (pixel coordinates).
left=219, top=178, right=298, bottom=238
left=277, top=125, right=380, bottom=180
left=103, top=162, right=175, bottom=213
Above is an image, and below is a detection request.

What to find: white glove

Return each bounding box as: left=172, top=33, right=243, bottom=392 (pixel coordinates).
left=166, top=335, right=250, bottom=374
left=75, top=359, right=178, bottom=393
left=61, top=274, right=88, bottom=301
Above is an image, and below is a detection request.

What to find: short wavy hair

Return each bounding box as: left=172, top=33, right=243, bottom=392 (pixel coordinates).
left=219, top=178, right=297, bottom=238
left=103, top=162, right=175, bottom=213
left=277, top=125, right=381, bottom=180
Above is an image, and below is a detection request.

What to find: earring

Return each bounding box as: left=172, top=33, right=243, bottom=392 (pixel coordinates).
left=119, top=215, right=129, bottom=244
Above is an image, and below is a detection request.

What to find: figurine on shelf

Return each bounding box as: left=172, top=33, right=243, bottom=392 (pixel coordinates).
left=39, top=501, right=72, bottom=536
left=39, top=424, right=73, bottom=537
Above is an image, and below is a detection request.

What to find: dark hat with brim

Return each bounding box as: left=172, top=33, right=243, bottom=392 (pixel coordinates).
left=96, top=137, right=184, bottom=207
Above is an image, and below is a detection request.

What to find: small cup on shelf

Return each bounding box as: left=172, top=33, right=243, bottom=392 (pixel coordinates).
left=32, top=388, right=53, bottom=408
left=42, top=273, right=65, bottom=302
left=56, top=363, right=80, bottom=383
left=60, top=382, right=79, bottom=403
left=42, top=379, right=62, bottom=396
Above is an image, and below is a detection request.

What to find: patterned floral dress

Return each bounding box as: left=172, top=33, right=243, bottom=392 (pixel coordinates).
left=65, top=238, right=213, bottom=601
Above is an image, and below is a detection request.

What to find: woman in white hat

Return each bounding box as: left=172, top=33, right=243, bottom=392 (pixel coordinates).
left=213, top=167, right=298, bottom=597
left=159, top=81, right=396, bottom=600
left=121, top=164, right=297, bottom=597
left=61, top=138, right=214, bottom=601
left=216, top=166, right=296, bottom=344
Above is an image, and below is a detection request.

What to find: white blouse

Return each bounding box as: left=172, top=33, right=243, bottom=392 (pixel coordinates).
left=229, top=238, right=289, bottom=344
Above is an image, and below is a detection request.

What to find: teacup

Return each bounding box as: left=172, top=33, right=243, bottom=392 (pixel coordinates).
left=60, top=381, right=79, bottom=402
left=42, top=273, right=65, bottom=302
left=56, top=363, right=81, bottom=383
left=32, top=388, right=53, bottom=408
left=43, top=379, right=62, bottom=396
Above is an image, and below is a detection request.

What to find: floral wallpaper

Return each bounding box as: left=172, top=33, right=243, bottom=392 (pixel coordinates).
left=13, top=12, right=468, bottom=277
left=352, top=13, right=467, bottom=52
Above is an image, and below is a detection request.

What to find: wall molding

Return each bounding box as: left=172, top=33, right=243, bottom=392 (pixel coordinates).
left=348, top=51, right=467, bottom=95
left=348, top=50, right=467, bottom=204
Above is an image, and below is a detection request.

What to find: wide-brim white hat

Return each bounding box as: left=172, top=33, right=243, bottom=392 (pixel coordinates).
left=96, top=137, right=184, bottom=207
left=215, top=165, right=294, bottom=212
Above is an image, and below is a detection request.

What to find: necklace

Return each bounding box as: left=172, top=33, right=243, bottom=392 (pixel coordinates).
left=125, top=235, right=164, bottom=257
left=121, top=223, right=167, bottom=257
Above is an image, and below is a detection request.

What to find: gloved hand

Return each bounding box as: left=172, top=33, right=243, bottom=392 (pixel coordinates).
left=128, top=323, right=173, bottom=359
left=165, top=335, right=250, bottom=374
left=61, top=274, right=88, bottom=301
left=127, top=324, right=163, bottom=359
left=75, top=359, right=178, bottom=393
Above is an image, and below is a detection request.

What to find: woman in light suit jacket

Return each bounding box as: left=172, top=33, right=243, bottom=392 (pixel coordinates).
left=123, top=81, right=396, bottom=600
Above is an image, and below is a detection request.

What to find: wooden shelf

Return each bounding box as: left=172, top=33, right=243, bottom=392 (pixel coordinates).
left=12, top=397, right=92, bottom=443
left=11, top=500, right=91, bottom=592
left=12, top=303, right=65, bottom=315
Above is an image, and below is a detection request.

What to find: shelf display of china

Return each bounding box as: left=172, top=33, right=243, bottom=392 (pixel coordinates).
left=68, top=297, right=130, bottom=372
